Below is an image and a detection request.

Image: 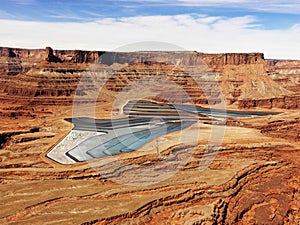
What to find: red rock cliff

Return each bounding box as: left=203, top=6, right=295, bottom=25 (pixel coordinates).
left=0, top=46, right=298, bottom=109
left=0, top=47, right=265, bottom=66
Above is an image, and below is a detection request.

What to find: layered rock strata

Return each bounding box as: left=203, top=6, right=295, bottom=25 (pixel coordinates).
left=0, top=46, right=298, bottom=109
left=0, top=47, right=299, bottom=224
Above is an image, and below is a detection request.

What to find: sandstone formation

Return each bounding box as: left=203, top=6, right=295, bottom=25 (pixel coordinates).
left=44, top=46, right=61, bottom=63
left=0, top=46, right=299, bottom=109
left=0, top=46, right=299, bottom=224
left=0, top=47, right=265, bottom=65
left=266, top=59, right=300, bottom=93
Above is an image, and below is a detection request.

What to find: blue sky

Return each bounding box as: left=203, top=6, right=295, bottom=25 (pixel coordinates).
left=0, top=0, right=300, bottom=59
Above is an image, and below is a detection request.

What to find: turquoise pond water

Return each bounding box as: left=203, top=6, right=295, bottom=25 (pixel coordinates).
left=66, top=101, right=278, bottom=162
left=173, top=104, right=279, bottom=117
left=86, top=121, right=194, bottom=158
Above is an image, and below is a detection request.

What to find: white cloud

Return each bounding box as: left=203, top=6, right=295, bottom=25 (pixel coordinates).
left=119, top=0, right=300, bottom=14
left=9, top=0, right=35, bottom=5
left=178, top=0, right=250, bottom=4
left=47, top=14, right=85, bottom=21
left=188, top=0, right=300, bottom=14
left=0, top=10, right=18, bottom=20
left=0, top=14, right=299, bottom=59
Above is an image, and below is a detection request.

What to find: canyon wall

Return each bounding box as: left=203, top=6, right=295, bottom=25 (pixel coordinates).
left=0, top=46, right=298, bottom=109
left=0, top=47, right=299, bottom=224
left=0, top=46, right=264, bottom=66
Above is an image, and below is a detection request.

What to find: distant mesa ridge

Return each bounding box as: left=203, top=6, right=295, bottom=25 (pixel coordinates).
left=0, top=46, right=264, bottom=65
left=0, top=46, right=299, bottom=109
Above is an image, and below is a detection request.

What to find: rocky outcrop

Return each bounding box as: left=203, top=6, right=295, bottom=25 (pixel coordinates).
left=201, top=52, right=264, bottom=66
left=0, top=47, right=43, bottom=76
left=101, top=61, right=223, bottom=105
left=0, top=47, right=45, bottom=60
left=0, top=128, right=39, bottom=148
left=238, top=95, right=300, bottom=109
left=0, top=47, right=17, bottom=57
left=266, top=59, right=300, bottom=93
left=44, top=47, right=61, bottom=63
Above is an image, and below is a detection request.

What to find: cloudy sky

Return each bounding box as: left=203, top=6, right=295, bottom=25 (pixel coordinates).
left=0, top=0, right=300, bottom=59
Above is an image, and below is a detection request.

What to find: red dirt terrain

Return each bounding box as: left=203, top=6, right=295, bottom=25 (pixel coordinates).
left=0, top=47, right=299, bottom=224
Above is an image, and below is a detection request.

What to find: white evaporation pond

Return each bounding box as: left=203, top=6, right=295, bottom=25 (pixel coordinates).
left=47, top=130, right=105, bottom=164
